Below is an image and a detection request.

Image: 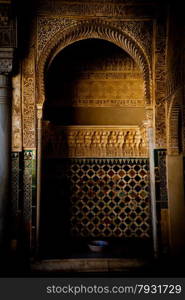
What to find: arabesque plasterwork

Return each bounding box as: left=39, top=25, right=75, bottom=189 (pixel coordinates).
left=19, top=15, right=155, bottom=148
left=37, top=17, right=153, bottom=61
left=9, top=0, right=180, bottom=259
left=17, top=2, right=168, bottom=150
left=155, top=19, right=167, bottom=148
left=42, top=123, right=148, bottom=158
left=36, top=19, right=152, bottom=107
left=36, top=0, right=155, bottom=19
left=49, top=53, right=145, bottom=108
left=12, top=73, right=22, bottom=151
left=22, top=47, right=36, bottom=149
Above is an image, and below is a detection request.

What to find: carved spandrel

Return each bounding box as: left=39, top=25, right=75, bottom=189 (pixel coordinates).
left=37, top=18, right=152, bottom=107
left=37, top=18, right=153, bottom=63
left=37, top=17, right=78, bottom=57
left=113, top=20, right=153, bottom=60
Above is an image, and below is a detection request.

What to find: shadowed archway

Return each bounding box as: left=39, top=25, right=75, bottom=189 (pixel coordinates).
left=39, top=38, right=153, bottom=259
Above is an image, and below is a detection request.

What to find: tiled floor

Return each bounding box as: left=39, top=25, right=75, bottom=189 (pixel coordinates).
left=1, top=237, right=185, bottom=277
left=1, top=252, right=185, bottom=277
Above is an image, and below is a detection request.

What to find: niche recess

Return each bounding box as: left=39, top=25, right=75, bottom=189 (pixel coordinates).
left=40, top=39, right=152, bottom=259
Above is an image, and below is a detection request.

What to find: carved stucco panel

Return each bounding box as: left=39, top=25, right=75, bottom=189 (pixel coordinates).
left=22, top=15, right=154, bottom=149
left=155, top=19, right=167, bottom=148
left=42, top=124, right=148, bottom=158
left=12, top=73, right=22, bottom=151
left=37, top=17, right=153, bottom=62
left=37, top=19, right=152, bottom=106
left=22, top=47, right=36, bottom=149
left=113, top=20, right=153, bottom=60
left=155, top=103, right=166, bottom=148
left=36, top=1, right=155, bottom=19
left=37, top=17, right=78, bottom=58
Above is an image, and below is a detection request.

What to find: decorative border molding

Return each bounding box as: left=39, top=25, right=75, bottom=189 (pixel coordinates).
left=22, top=47, right=36, bottom=149
left=36, top=1, right=156, bottom=19
left=12, top=73, right=22, bottom=151
left=66, top=99, right=145, bottom=108
left=155, top=17, right=167, bottom=148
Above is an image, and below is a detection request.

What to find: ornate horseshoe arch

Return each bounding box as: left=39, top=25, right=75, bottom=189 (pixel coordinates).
left=36, top=19, right=152, bottom=107
left=35, top=19, right=154, bottom=255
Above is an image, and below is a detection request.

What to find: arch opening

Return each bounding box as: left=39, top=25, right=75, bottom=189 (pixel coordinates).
left=44, top=38, right=146, bottom=125
left=39, top=39, right=153, bottom=259
left=37, top=20, right=152, bottom=106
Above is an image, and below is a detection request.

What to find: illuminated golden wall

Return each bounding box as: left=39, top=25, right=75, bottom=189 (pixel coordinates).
left=44, top=39, right=145, bottom=125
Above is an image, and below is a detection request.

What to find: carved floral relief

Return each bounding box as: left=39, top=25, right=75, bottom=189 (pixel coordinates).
left=155, top=20, right=167, bottom=148
left=42, top=124, right=148, bottom=158
left=12, top=74, right=22, bottom=151
left=22, top=47, right=36, bottom=149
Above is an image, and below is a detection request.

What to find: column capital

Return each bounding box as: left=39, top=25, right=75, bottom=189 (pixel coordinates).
left=0, top=48, right=14, bottom=74
left=36, top=104, right=43, bottom=120
left=144, top=107, right=153, bottom=128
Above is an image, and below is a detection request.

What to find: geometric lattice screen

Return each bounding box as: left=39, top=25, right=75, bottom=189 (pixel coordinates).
left=70, top=158, right=151, bottom=238
left=46, top=158, right=151, bottom=239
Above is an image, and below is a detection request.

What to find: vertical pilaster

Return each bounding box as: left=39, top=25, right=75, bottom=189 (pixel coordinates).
left=144, top=108, right=158, bottom=258
left=36, top=104, right=43, bottom=256
left=0, top=71, right=11, bottom=248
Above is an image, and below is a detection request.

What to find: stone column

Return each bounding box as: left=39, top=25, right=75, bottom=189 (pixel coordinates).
left=144, top=108, right=158, bottom=258
left=36, top=104, right=43, bottom=256
left=0, top=48, right=13, bottom=249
